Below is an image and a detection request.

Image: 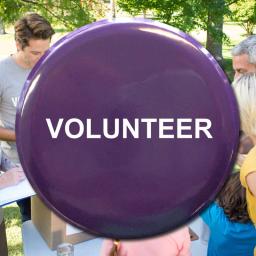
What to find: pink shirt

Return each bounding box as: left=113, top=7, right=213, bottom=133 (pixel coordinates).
left=100, top=226, right=191, bottom=256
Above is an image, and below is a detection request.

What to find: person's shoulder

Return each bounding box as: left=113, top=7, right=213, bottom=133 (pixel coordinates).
left=0, top=56, right=13, bottom=73
left=201, top=202, right=225, bottom=224
left=0, top=56, right=15, bottom=89
left=0, top=56, right=12, bottom=65
left=202, top=202, right=220, bottom=215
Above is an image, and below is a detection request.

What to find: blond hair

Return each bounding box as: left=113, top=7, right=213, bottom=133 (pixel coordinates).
left=233, top=73, right=256, bottom=137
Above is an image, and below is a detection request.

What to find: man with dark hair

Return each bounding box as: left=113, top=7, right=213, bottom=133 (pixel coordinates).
left=0, top=12, right=54, bottom=222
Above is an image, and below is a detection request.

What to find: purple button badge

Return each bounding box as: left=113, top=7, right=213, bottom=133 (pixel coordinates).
left=16, top=19, right=239, bottom=239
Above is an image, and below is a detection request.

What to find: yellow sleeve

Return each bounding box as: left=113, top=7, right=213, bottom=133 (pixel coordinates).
left=240, top=146, right=256, bottom=189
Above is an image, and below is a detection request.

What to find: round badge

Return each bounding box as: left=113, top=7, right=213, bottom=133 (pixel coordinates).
left=16, top=19, right=239, bottom=239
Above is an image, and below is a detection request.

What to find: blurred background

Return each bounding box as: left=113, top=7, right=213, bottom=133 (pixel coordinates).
left=0, top=0, right=255, bottom=255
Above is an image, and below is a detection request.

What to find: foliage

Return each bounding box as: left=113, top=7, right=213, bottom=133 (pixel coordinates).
left=118, top=0, right=194, bottom=32
left=117, top=0, right=236, bottom=32
left=0, top=0, right=107, bottom=30
left=116, top=0, right=245, bottom=61
left=0, top=0, right=30, bottom=25
left=230, top=0, right=256, bottom=35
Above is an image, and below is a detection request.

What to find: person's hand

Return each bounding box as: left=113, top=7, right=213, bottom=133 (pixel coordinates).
left=0, top=167, right=26, bottom=189
left=236, top=153, right=246, bottom=167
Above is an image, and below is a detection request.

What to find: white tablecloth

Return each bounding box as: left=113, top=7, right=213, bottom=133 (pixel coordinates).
left=22, top=217, right=209, bottom=256
left=0, top=179, right=35, bottom=206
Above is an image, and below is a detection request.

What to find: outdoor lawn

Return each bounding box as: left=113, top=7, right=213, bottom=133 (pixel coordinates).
left=3, top=204, right=23, bottom=256
left=0, top=21, right=253, bottom=256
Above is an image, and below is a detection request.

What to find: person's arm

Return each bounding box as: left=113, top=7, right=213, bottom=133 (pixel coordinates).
left=246, top=171, right=256, bottom=197
left=0, top=127, right=15, bottom=141
left=0, top=167, right=25, bottom=189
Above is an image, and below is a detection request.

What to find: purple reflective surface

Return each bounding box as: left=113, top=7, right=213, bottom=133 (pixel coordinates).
left=16, top=19, right=239, bottom=239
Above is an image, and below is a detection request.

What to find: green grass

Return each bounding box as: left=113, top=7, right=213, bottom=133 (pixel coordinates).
left=3, top=204, right=23, bottom=256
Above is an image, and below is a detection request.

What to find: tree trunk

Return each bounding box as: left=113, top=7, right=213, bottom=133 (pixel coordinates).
left=111, top=0, right=116, bottom=18
left=206, top=0, right=225, bottom=67
left=143, top=9, right=147, bottom=18
left=0, top=19, right=6, bottom=35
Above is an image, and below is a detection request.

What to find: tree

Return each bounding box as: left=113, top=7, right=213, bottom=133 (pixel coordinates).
left=117, top=0, right=196, bottom=32
left=0, top=0, right=29, bottom=27
left=231, top=0, right=256, bottom=35
left=196, top=0, right=227, bottom=66
left=0, top=0, right=107, bottom=31
left=117, top=0, right=241, bottom=65
left=0, top=19, right=6, bottom=35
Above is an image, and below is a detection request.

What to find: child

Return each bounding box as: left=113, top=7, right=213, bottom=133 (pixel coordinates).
left=233, top=73, right=256, bottom=225
left=201, top=172, right=256, bottom=256
left=100, top=226, right=191, bottom=256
